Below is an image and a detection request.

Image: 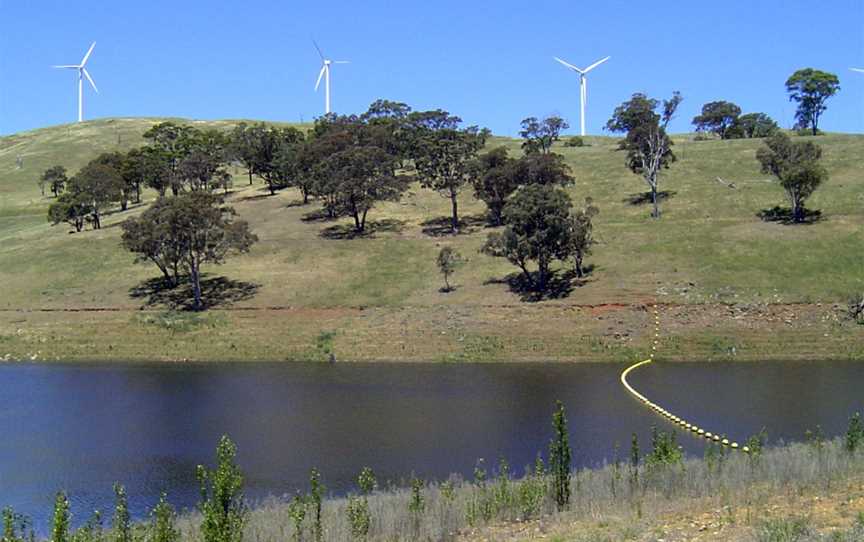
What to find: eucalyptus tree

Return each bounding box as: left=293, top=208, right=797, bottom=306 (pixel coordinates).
left=606, top=91, right=682, bottom=219
left=756, top=132, right=827, bottom=223
left=785, top=68, right=840, bottom=135
left=411, top=111, right=486, bottom=233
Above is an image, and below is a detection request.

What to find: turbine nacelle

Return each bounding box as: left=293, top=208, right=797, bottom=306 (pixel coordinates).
left=52, top=42, right=98, bottom=122
left=553, top=55, right=610, bottom=136
left=312, top=40, right=349, bottom=114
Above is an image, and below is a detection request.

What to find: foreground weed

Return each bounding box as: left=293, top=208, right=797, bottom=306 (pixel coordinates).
left=346, top=467, right=376, bottom=540
left=309, top=468, right=324, bottom=542
left=549, top=400, right=572, bottom=510
left=112, top=483, right=131, bottom=542
left=756, top=517, right=812, bottom=542
left=149, top=493, right=179, bottom=542
left=845, top=412, right=863, bottom=453
left=51, top=492, right=70, bottom=542
left=197, top=436, right=246, bottom=542
left=2, top=506, right=34, bottom=542
left=286, top=494, right=306, bottom=542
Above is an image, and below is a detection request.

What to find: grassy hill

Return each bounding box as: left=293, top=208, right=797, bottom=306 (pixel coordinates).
left=1, top=118, right=862, bottom=362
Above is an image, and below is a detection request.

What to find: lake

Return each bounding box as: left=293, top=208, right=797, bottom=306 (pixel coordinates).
left=0, top=360, right=861, bottom=531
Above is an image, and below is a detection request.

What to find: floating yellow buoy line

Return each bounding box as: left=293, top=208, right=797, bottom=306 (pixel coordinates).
left=619, top=305, right=749, bottom=453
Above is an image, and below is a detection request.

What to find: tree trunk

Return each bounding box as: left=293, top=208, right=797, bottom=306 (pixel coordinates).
left=135, top=184, right=142, bottom=203
left=268, top=180, right=275, bottom=196
left=190, top=260, right=203, bottom=311
left=353, top=210, right=362, bottom=232
left=443, top=273, right=451, bottom=291
left=537, top=261, right=548, bottom=291
left=248, top=170, right=253, bottom=186
left=574, top=255, right=584, bottom=278
left=651, top=185, right=660, bottom=219
left=450, top=189, right=459, bottom=234
left=302, top=187, right=309, bottom=204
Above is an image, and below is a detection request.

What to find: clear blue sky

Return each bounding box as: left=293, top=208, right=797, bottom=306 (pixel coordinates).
left=1, top=0, right=862, bottom=136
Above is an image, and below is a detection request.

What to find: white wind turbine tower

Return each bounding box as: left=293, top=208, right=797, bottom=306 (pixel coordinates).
left=53, top=42, right=98, bottom=123
left=313, top=41, right=349, bottom=115
left=553, top=55, right=610, bottom=136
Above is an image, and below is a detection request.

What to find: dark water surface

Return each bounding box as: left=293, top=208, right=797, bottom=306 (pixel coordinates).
left=0, top=360, right=861, bottom=531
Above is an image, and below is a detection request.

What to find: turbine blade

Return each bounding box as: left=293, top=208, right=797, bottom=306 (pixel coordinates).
left=80, top=42, right=96, bottom=66
left=83, top=68, right=98, bottom=93
left=52, top=65, right=79, bottom=69
left=851, top=68, right=864, bottom=73
left=582, top=56, right=610, bottom=73
left=315, top=65, right=326, bottom=91
left=312, top=39, right=324, bottom=60
left=553, top=56, right=583, bottom=73
left=333, top=60, right=350, bottom=64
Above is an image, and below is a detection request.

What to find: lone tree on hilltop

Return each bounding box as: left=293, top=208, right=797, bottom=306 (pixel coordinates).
left=692, top=101, right=741, bottom=139
left=756, top=131, right=827, bottom=223
left=606, top=91, right=682, bottom=219
left=520, top=116, right=569, bottom=155
left=122, top=192, right=257, bottom=310
left=785, top=68, right=840, bottom=136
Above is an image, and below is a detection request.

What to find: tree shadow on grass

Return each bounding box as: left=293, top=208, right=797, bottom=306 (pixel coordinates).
left=623, top=190, right=677, bottom=206
left=130, top=275, right=260, bottom=310
left=319, top=218, right=406, bottom=240
left=301, top=208, right=336, bottom=222
left=757, top=206, right=823, bottom=225
left=421, top=214, right=487, bottom=237
left=484, top=267, right=592, bottom=302
left=236, top=191, right=277, bottom=203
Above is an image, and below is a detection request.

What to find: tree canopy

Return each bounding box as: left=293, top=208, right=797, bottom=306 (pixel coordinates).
left=606, top=92, right=682, bottom=219
left=121, top=192, right=258, bottom=310
left=756, top=132, right=827, bottom=223
left=519, top=116, right=569, bottom=154
left=692, top=101, right=741, bottom=139
left=785, top=68, right=840, bottom=136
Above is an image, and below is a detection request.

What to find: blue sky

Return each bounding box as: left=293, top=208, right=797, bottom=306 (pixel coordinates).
left=0, top=0, right=862, bottom=136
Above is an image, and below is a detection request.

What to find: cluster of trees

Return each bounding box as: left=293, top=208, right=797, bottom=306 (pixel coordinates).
left=226, top=101, right=491, bottom=234
left=691, top=68, right=841, bottom=140
left=476, top=116, right=599, bottom=289
left=692, top=102, right=778, bottom=139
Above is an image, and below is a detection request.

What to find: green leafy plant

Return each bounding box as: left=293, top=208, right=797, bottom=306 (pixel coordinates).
left=846, top=412, right=863, bottom=453
left=196, top=436, right=246, bottom=542
left=51, top=492, right=71, bottom=542
left=549, top=400, right=572, bottom=510
left=149, top=493, right=179, bottom=542
left=112, top=483, right=131, bottom=542
left=309, top=468, right=324, bottom=542
left=286, top=494, right=306, bottom=542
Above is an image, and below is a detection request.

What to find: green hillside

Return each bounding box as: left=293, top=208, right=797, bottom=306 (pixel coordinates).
left=1, top=118, right=862, bottom=362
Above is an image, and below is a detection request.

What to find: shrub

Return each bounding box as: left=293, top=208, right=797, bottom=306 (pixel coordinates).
left=2, top=507, right=33, bottom=542
left=197, top=436, right=246, bottom=542
left=149, top=493, right=179, bottom=542
left=517, top=454, right=546, bottom=520
left=112, top=483, right=131, bottom=542
left=286, top=494, right=307, bottom=542
left=549, top=401, right=572, bottom=510
left=309, top=468, right=324, bottom=542
left=51, top=492, right=71, bottom=542
left=563, top=136, right=585, bottom=147
left=846, top=412, right=863, bottom=453
left=646, top=426, right=683, bottom=468
left=346, top=467, right=376, bottom=540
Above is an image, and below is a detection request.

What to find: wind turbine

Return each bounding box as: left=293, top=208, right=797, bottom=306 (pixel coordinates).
left=53, top=42, right=98, bottom=123
left=313, top=40, right=349, bottom=115
left=852, top=68, right=864, bottom=73
left=553, top=55, right=610, bottom=136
